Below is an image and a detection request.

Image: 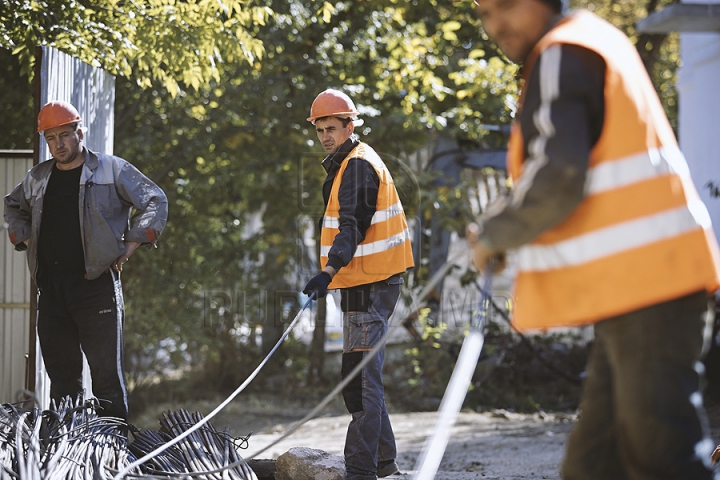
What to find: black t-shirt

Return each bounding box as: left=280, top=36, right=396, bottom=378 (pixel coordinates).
left=38, top=164, right=86, bottom=276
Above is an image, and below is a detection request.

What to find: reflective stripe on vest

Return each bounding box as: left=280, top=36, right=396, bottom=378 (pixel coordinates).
left=321, top=228, right=412, bottom=258
left=518, top=146, right=713, bottom=271
left=508, top=11, right=720, bottom=332
left=322, top=200, right=405, bottom=229
left=320, top=142, right=414, bottom=289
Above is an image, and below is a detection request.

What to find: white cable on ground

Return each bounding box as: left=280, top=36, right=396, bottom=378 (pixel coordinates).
left=412, top=330, right=485, bottom=479
left=412, top=266, right=493, bottom=479
left=112, top=294, right=316, bottom=480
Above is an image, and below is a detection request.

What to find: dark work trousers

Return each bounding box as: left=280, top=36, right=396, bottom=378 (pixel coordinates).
left=562, top=290, right=716, bottom=480
left=342, top=275, right=403, bottom=477
left=37, top=270, right=128, bottom=420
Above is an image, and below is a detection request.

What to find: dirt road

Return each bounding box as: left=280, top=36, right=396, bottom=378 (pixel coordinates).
left=135, top=394, right=720, bottom=479
left=241, top=403, right=720, bottom=479
left=246, top=409, right=574, bottom=479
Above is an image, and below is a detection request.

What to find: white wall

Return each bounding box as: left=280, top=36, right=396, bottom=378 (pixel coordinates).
left=677, top=0, right=720, bottom=243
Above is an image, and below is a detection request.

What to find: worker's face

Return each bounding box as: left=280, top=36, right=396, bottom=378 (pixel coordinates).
left=474, top=0, right=556, bottom=63
left=44, top=124, right=83, bottom=169
left=315, top=117, right=354, bottom=155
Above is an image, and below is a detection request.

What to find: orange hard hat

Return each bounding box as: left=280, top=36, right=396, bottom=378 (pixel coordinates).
left=37, top=101, right=82, bottom=132
left=307, top=89, right=361, bottom=124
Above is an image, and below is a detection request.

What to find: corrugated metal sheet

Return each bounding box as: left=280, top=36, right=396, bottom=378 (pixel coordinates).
left=0, top=150, right=33, bottom=403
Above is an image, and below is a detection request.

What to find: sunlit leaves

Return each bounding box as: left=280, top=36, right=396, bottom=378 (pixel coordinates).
left=318, top=1, right=337, bottom=23
left=0, top=0, right=271, bottom=96
left=307, top=1, right=514, bottom=141
left=440, top=20, right=462, bottom=41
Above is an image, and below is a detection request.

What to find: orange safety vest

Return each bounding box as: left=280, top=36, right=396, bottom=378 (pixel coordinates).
left=507, top=11, right=720, bottom=331
left=321, top=142, right=414, bottom=289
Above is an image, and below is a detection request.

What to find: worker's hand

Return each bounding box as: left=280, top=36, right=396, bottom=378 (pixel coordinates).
left=114, top=241, right=142, bottom=272
left=303, top=272, right=332, bottom=299
left=466, top=223, right=506, bottom=274
left=712, top=445, right=720, bottom=464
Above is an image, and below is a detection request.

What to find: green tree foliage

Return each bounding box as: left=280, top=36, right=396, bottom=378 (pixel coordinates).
left=0, top=48, right=34, bottom=149
left=0, top=0, right=270, bottom=95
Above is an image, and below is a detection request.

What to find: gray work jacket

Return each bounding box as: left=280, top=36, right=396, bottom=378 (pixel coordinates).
left=3, top=148, right=168, bottom=281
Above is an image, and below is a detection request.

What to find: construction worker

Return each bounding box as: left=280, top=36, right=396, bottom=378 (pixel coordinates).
left=466, top=0, right=720, bottom=478
left=4, top=100, right=168, bottom=421
left=303, top=88, right=414, bottom=480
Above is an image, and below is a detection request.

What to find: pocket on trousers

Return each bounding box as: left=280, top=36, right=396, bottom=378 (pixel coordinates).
left=347, top=311, right=384, bottom=350
left=341, top=351, right=364, bottom=413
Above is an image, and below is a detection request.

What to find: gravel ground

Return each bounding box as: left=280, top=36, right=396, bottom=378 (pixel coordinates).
left=246, top=409, right=575, bottom=479
left=133, top=393, right=720, bottom=479
left=238, top=401, right=720, bottom=479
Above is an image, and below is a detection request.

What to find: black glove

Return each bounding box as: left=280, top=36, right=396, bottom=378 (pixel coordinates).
left=303, top=272, right=332, bottom=299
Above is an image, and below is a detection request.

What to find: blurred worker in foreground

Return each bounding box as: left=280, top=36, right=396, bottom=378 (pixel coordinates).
left=303, top=89, right=414, bottom=480
left=467, top=0, right=720, bottom=477
left=4, top=101, right=168, bottom=421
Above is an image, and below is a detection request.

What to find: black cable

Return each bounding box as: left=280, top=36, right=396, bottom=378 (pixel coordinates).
left=473, top=280, right=583, bottom=385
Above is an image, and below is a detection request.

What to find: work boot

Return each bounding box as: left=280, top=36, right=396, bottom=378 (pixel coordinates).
left=377, top=459, right=400, bottom=477
left=346, top=465, right=378, bottom=480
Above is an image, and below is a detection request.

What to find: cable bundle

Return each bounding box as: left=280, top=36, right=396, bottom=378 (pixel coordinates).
left=0, top=397, right=138, bottom=479
left=129, top=408, right=257, bottom=480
